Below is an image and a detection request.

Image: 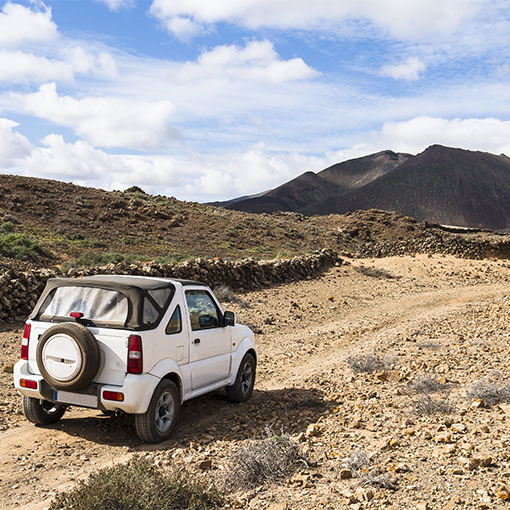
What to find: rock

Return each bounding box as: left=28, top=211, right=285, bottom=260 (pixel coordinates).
left=355, top=488, right=374, bottom=502
left=434, top=432, right=452, bottom=443
left=2, top=363, right=13, bottom=374
left=305, top=423, right=320, bottom=437
left=267, top=504, right=288, bottom=510
left=339, top=468, right=352, bottom=479
left=451, top=423, right=466, bottom=433
left=198, top=459, right=212, bottom=470
left=496, top=485, right=510, bottom=501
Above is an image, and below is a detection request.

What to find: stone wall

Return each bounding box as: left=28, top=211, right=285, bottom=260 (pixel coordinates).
left=0, top=249, right=340, bottom=323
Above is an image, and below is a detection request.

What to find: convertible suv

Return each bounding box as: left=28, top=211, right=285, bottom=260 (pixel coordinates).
left=13, top=275, right=256, bottom=443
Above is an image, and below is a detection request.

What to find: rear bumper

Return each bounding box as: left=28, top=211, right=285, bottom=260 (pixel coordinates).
left=14, top=360, right=160, bottom=414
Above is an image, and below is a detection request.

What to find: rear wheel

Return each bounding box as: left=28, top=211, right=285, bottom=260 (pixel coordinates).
left=135, top=380, right=180, bottom=443
left=226, top=353, right=256, bottom=403
left=22, top=396, right=66, bottom=425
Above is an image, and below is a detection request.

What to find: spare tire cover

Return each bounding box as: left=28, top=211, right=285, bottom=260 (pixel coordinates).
left=36, top=322, right=100, bottom=391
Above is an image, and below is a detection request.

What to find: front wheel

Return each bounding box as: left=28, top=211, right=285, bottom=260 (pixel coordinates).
left=135, top=380, right=180, bottom=443
left=22, top=396, right=66, bottom=425
left=226, top=353, right=256, bottom=403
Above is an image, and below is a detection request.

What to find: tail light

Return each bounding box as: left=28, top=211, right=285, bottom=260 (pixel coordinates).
left=21, top=323, right=31, bottom=360
left=127, top=335, right=143, bottom=374
left=103, top=391, right=124, bottom=401
left=20, top=379, right=37, bottom=389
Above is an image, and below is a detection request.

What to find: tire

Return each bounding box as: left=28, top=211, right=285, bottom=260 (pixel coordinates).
left=226, top=353, right=256, bottom=403
left=36, top=322, right=100, bottom=392
left=22, top=396, right=66, bottom=425
left=135, top=380, right=180, bottom=443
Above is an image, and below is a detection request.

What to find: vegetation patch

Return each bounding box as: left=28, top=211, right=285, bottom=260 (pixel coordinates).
left=410, top=395, right=455, bottom=416
left=224, top=429, right=306, bottom=491
left=466, top=376, right=510, bottom=407
left=0, top=232, right=53, bottom=262
left=61, top=250, right=146, bottom=270
left=346, top=353, right=396, bottom=373
left=50, top=456, right=223, bottom=510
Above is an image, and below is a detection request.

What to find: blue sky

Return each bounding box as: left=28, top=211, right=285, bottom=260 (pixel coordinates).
left=1, top=0, right=510, bottom=201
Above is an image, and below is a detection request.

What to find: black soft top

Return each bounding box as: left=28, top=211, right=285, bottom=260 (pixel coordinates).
left=29, top=275, right=195, bottom=330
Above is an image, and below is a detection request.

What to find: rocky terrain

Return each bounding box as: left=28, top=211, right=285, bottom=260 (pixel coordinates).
left=2, top=174, right=510, bottom=271
left=2, top=254, right=510, bottom=509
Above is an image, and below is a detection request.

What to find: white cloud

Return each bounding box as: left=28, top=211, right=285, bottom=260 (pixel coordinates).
left=351, top=116, right=510, bottom=156
left=4, top=116, right=510, bottom=202
left=96, top=0, right=133, bottom=11
left=380, top=57, right=426, bottom=81
left=60, top=47, right=118, bottom=78
left=0, top=47, right=117, bottom=84
left=0, top=2, right=58, bottom=48
left=14, top=83, right=178, bottom=150
left=0, top=50, right=73, bottom=83
left=177, top=40, right=318, bottom=84
left=150, top=0, right=484, bottom=40
left=0, top=118, right=33, bottom=165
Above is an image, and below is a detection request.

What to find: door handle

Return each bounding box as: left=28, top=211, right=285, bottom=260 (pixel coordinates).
left=193, top=338, right=201, bottom=344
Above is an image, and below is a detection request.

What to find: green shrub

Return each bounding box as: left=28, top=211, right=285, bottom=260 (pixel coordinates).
left=0, top=233, right=53, bottom=261
left=63, top=251, right=145, bottom=270
left=0, top=221, right=15, bottom=233
left=50, top=456, right=223, bottom=510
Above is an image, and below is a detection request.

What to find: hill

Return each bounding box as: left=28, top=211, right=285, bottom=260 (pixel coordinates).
left=0, top=173, right=509, bottom=270
left=220, top=145, right=510, bottom=230
left=222, top=150, right=410, bottom=213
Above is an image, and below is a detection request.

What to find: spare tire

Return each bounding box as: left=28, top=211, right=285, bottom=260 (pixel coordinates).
left=36, top=322, right=100, bottom=392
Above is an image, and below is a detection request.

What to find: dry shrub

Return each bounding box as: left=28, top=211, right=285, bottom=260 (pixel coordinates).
left=346, top=353, right=396, bottom=373
left=408, top=375, right=449, bottom=394
left=411, top=395, right=455, bottom=416
left=344, top=449, right=397, bottom=490
left=224, top=429, right=306, bottom=491
left=466, top=377, right=510, bottom=407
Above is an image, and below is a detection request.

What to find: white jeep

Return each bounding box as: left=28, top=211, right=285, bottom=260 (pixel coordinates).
left=13, top=275, right=256, bottom=443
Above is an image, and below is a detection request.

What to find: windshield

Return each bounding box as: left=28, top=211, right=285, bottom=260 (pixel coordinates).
left=39, top=286, right=129, bottom=324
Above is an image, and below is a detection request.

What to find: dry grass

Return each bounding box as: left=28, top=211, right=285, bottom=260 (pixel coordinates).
left=343, top=450, right=397, bottom=490
left=466, top=377, right=510, bottom=407
left=411, top=395, right=455, bottom=416
left=224, top=429, right=306, bottom=491
left=346, top=353, right=396, bottom=373
left=408, top=375, right=449, bottom=394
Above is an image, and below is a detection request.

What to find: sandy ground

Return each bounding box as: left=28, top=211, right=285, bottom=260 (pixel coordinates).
left=2, top=254, right=510, bottom=509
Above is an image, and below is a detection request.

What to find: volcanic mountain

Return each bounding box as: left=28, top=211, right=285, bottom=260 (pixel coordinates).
left=218, top=145, right=510, bottom=230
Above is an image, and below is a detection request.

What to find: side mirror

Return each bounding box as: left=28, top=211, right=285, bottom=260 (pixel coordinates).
left=223, top=311, right=235, bottom=327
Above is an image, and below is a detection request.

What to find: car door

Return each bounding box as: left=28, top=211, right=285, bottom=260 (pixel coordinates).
left=184, top=289, right=231, bottom=390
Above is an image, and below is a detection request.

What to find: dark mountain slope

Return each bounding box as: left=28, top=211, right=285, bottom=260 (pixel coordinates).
left=224, top=150, right=410, bottom=213
left=305, top=145, right=510, bottom=229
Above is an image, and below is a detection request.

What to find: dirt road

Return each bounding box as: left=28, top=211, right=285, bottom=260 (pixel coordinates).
left=2, top=255, right=510, bottom=509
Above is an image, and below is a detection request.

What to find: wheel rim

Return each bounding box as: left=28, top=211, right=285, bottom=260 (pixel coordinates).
left=240, top=362, right=253, bottom=394
left=155, top=391, right=175, bottom=433
left=41, top=400, right=60, bottom=415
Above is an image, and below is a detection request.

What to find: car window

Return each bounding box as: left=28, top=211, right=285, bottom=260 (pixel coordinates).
left=185, top=290, right=220, bottom=331
left=39, top=286, right=128, bottom=323
left=149, top=288, right=171, bottom=308
left=143, top=297, right=159, bottom=325
left=165, top=306, right=182, bottom=335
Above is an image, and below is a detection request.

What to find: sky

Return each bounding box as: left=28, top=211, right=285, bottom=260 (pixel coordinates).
left=1, top=1, right=510, bottom=202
